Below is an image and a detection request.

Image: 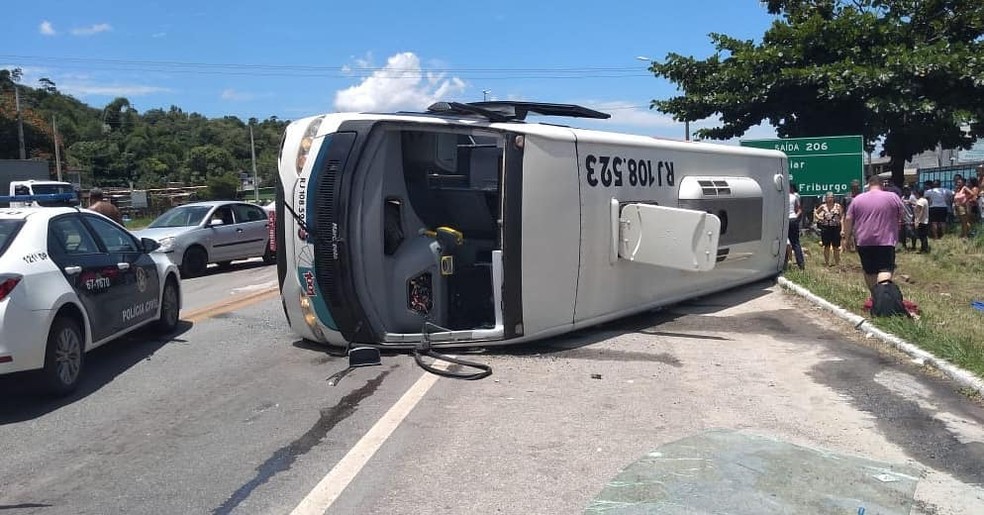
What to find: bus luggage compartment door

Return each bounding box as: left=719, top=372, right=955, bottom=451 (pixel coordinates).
left=617, top=203, right=720, bottom=272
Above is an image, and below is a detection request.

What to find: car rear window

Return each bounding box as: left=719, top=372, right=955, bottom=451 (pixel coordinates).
left=0, top=219, right=25, bottom=257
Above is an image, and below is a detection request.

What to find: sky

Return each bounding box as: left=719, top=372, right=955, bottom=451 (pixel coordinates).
left=2, top=0, right=781, bottom=141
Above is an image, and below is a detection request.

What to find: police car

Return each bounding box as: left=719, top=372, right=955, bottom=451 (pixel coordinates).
left=0, top=202, right=182, bottom=395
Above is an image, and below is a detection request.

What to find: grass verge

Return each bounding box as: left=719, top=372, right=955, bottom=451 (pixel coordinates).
left=784, top=231, right=984, bottom=379
left=124, top=215, right=156, bottom=231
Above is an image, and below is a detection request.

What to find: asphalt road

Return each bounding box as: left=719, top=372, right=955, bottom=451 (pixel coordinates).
left=1, top=263, right=983, bottom=514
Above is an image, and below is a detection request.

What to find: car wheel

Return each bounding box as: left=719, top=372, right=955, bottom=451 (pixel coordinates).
left=217, top=261, right=233, bottom=269
left=155, top=277, right=180, bottom=333
left=181, top=246, right=208, bottom=278
left=262, top=245, right=276, bottom=265
left=42, top=316, right=85, bottom=396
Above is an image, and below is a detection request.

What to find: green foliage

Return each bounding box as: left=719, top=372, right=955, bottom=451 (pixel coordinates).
left=0, top=69, right=289, bottom=189
left=204, top=172, right=241, bottom=200
left=649, top=0, right=984, bottom=185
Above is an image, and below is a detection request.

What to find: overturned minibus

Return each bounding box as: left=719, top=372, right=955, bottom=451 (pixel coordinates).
left=275, top=101, right=788, bottom=349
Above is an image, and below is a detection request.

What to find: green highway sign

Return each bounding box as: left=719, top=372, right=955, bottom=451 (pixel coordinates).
left=740, top=135, right=864, bottom=196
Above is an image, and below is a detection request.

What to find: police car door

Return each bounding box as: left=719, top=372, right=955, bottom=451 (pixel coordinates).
left=82, top=214, right=161, bottom=331
left=47, top=214, right=121, bottom=341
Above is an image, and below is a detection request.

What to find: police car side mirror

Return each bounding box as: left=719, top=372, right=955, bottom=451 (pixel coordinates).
left=141, top=237, right=161, bottom=253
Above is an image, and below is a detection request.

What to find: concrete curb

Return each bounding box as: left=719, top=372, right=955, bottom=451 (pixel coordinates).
left=777, top=276, right=984, bottom=398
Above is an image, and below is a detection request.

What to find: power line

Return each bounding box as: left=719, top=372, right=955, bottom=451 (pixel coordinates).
left=0, top=54, right=653, bottom=80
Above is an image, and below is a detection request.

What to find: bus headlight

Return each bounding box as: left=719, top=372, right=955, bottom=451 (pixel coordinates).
left=299, top=293, right=318, bottom=329
left=295, top=116, right=324, bottom=175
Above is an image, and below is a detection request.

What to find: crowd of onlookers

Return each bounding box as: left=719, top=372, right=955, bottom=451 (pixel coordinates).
left=787, top=164, right=984, bottom=269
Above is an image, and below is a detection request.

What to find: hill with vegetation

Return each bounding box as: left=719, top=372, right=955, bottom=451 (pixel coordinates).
left=0, top=67, right=288, bottom=191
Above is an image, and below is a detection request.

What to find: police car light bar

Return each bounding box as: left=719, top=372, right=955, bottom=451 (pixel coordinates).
left=0, top=193, right=78, bottom=203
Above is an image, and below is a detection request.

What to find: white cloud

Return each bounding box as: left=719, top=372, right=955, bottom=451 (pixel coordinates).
left=71, top=23, right=112, bottom=36
left=152, top=32, right=167, bottom=38
left=334, top=52, right=466, bottom=112
left=60, top=83, right=170, bottom=97
left=39, top=20, right=56, bottom=36
left=220, top=88, right=258, bottom=101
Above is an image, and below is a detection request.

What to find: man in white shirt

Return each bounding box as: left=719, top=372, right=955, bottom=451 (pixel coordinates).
left=913, top=188, right=930, bottom=253
left=787, top=183, right=805, bottom=269
left=923, top=179, right=947, bottom=239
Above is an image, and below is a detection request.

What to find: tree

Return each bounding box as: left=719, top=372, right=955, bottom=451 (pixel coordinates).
left=204, top=172, right=240, bottom=200
left=649, top=0, right=984, bottom=186
left=186, top=144, right=237, bottom=178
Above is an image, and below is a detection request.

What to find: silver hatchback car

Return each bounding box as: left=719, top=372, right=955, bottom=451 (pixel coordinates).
left=135, top=201, right=275, bottom=277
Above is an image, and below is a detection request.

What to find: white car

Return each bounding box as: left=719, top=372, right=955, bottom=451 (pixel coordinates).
left=0, top=207, right=181, bottom=395
left=135, top=201, right=275, bottom=278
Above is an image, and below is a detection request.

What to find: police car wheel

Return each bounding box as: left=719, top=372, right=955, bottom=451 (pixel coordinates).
left=155, top=278, right=180, bottom=333
left=262, top=246, right=275, bottom=265
left=181, top=246, right=208, bottom=278
left=42, top=317, right=85, bottom=396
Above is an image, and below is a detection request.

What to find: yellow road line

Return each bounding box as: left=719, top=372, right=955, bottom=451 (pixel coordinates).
left=182, top=287, right=280, bottom=323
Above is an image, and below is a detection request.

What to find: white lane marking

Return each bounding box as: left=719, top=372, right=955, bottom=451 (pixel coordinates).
left=290, top=363, right=448, bottom=515
left=230, top=280, right=278, bottom=294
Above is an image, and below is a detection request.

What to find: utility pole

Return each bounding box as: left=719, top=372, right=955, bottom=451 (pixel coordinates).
left=482, top=89, right=491, bottom=102
left=53, top=115, right=62, bottom=181
left=249, top=123, right=259, bottom=203
left=15, top=86, right=26, bottom=159
left=685, top=120, right=690, bottom=141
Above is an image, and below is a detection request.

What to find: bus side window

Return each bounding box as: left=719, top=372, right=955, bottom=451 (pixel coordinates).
left=384, top=198, right=404, bottom=256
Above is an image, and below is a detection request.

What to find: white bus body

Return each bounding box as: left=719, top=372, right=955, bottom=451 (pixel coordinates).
left=275, top=103, right=788, bottom=349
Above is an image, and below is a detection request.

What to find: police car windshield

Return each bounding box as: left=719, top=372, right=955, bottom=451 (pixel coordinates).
left=149, top=205, right=212, bottom=228
left=0, top=219, right=24, bottom=257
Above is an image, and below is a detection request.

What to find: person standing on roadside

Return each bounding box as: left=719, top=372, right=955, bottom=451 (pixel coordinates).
left=813, top=192, right=843, bottom=266
left=913, top=188, right=930, bottom=253
left=844, top=179, right=862, bottom=211
left=842, top=175, right=904, bottom=294
left=967, top=177, right=980, bottom=234
left=953, top=177, right=974, bottom=238
left=924, top=179, right=948, bottom=239
left=787, top=183, right=805, bottom=270
left=882, top=178, right=903, bottom=198
left=87, top=187, right=123, bottom=225
left=899, top=185, right=916, bottom=250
